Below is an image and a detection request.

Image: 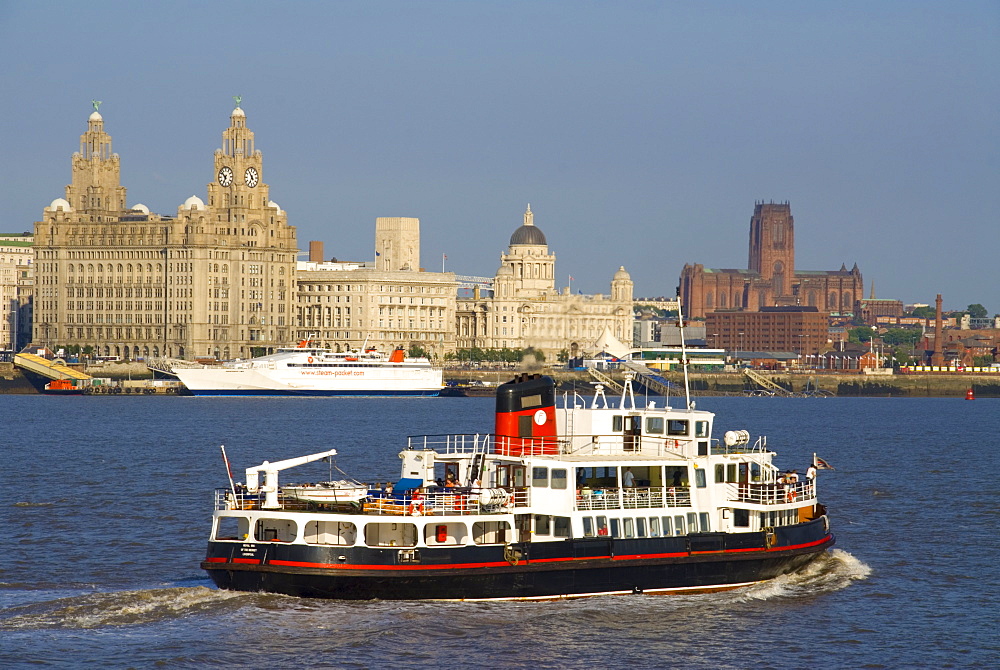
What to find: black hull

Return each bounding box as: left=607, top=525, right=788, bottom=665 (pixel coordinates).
left=203, top=518, right=834, bottom=600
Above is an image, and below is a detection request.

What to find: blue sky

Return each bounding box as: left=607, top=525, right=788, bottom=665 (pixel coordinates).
left=2, top=1, right=997, bottom=312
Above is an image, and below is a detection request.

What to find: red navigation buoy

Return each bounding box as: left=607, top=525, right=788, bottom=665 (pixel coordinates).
left=966, top=388, right=975, bottom=400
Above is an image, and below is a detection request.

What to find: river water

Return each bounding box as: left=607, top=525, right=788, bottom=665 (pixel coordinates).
left=2, top=394, right=997, bottom=669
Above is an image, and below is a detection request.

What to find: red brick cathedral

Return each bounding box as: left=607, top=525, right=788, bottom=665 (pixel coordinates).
left=678, top=202, right=862, bottom=319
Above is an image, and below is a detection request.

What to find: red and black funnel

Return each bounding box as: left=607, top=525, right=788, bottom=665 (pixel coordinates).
left=495, top=374, right=557, bottom=455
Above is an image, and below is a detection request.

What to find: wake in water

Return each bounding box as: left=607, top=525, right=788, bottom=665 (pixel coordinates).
left=0, top=586, right=247, bottom=630
left=734, top=549, right=871, bottom=602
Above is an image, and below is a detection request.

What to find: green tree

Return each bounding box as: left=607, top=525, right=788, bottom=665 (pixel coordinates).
left=846, top=326, right=877, bottom=343
left=910, top=306, right=935, bottom=319
left=407, top=344, right=429, bottom=359
left=881, top=328, right=922, bottom=347
left=967, top=304, right=988, bottom=319
left=521, top=347, right=545, bottom=363
left=557, top=348, right=570, bottom=363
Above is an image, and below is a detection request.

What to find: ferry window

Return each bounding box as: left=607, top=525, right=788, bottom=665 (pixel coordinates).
left=674, top=515, right=686, bottom=535
left=623, top=518, right=635, bottom=538
left=734, top=508, right=750, bottom=527
left=583, top=517, right=595, bottom=537
left=554, top=516, right=571, bottom=538
left=610, top=518, right=621, bottom=538
left=698, top=441, right=709, bottom=456
left=699, top=513, right=710, bottom=532
left=695, top=421, right=709, bottom=438
left=535, top=514, right=551, bottom=535
left=215, top=516, right=250, bottom=541
left=661, top=516, right=673, bottom=536
left=551, top=468, right=568, bottom=489
left=304, top=520, right=356, bottom=546
left=424, top=522, right=467, bottom=546
left=596, top=516, right=609, bottom=536
left=750, top=462, right=761, bottom=482
left=520, top=394, right=542, bottom=409
left=667, top=419, right=689, bottom=436
left=649, top=516, right=661, bottom=537
left=645, top=416, right=664, bottom=434
left=365, top=522, right=418, bottom=547
left=715, top=464, right=724, bottom=483
left=532, top=467, right=549, bottom=487
left=727, top=464, right=737, bottom=482
left=695, top=469, right=707, bottom=488
left=613, top=415, right=623, bottom=432
left=687, top=512, right=698, bottom=532
left=255, top=518, right=296, bottom=543
left=472, top=521, right=510, bottom=545
left=636, top=517, right=646, bottom=538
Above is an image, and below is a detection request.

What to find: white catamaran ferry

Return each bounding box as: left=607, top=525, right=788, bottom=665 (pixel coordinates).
left=202, top=372, right=834, bottom=600
left=174, top=341, right=443, bottom=396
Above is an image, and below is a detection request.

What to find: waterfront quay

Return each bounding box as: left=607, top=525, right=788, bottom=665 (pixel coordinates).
left=1, top=361, right=995, bottom=397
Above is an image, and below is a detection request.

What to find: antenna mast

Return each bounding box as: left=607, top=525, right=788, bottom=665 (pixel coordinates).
left=677, top=296, right=693, bottom=409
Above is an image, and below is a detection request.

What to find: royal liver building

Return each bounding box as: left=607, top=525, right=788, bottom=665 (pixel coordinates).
left=33, top=101, right=297, bottom=360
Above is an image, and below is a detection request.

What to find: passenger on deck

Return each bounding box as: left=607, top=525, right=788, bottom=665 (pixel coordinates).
left=623, top=468, right=635, bottom=487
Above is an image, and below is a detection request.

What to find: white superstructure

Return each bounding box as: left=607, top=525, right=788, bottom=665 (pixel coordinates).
left=174, top=344, right=443, bottom=396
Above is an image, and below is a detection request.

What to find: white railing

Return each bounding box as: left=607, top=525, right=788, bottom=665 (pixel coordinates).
left=577, top=486, right=692, bottom=511
left=214, top=486, right=529, bottom=516
left=727, top=481, right=816, bottom=505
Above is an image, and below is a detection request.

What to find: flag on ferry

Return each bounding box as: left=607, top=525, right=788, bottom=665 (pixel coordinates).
left=813, top=455, right=834, bottom=470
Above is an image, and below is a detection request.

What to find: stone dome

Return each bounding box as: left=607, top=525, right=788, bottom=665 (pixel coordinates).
left=47, top=197, right=72, bottom=212
left=509, top=203, right=547, bottom=246
left=130, top=203, right=150, bottom=214
left=268, top=200, right=282, bottom=212
left=613, top=266, right=631, bottom=280
left=232, top=107, right=245, bottom=117
left=89, top=111, right=102, bottom=122
left=509, top=224, right=547, bottom=246
left=183, top=195, right=206, bottom=210
left=496, top=264, right=514, bottom=277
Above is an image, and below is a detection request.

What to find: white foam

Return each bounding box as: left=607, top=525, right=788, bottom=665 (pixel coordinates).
left=734, top=549, right=871, bottom=602
left=0, top=586, right=247, bottom=630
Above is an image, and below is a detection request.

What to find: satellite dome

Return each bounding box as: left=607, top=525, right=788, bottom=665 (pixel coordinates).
left=509, top=203, right=547, bottom=246
left=183, top=195, right=206, bottom=210
left=47, top=198, right=72, bottom=212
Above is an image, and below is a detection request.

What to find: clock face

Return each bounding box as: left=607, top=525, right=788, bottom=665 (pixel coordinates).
left=218, top=166, right=233, bottom=187
left=244, top=167, right=259, bottom=188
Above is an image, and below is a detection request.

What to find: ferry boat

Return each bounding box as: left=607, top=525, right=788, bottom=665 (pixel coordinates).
left=174, top=341, right=443, bottom=397
left=202, top=373, right=834, bottom=600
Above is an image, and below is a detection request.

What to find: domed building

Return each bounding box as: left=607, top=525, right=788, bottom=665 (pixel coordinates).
left=456, top=205, right=633, bottom=360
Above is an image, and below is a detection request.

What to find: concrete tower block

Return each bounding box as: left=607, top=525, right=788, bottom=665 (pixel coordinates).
left=376, top=217, right=420, bottom=271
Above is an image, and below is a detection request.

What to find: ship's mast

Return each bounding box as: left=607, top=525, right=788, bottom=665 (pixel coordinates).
left=677, top=296, right=693, bottom=409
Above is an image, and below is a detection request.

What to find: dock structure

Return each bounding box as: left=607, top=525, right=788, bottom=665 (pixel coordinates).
left=742, top=368, right=794, bottom=396
left=13, top=352, right=92, bottom=383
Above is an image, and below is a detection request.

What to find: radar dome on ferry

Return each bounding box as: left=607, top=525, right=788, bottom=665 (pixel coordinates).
left=183, top=195, right=206, bottom=210
left=509, top=203, right=547, bottom=246
left=130, top=203, right=150, bottom=214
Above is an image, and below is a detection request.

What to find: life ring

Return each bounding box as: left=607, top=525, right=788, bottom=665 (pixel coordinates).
left=408, top=493, right=424, bottom=516
left=786, top=488, right=796, bottom=502
left=307, top=356, right=314, bottom=363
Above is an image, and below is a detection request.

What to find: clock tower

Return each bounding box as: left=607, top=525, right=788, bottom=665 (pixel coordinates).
left=174, top=99, right=297, bottom=359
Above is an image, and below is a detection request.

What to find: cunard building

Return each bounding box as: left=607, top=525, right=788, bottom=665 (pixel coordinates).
left=33, top=101, right=296, bottom=360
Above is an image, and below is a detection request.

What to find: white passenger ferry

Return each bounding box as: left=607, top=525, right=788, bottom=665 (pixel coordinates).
left=202, top=373, right=834, bottom=600
left=174, top=341, right=442, bottom=396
